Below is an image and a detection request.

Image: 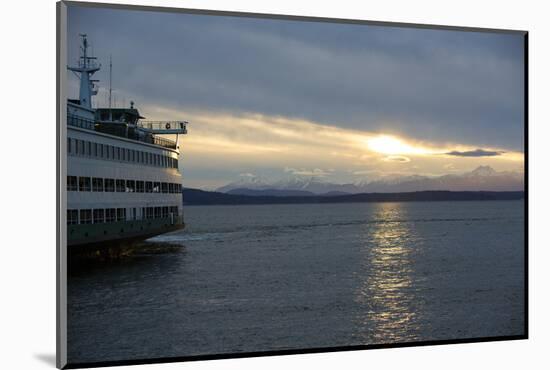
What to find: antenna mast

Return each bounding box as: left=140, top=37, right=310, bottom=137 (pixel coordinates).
left=109, top=55, right=112, bottom=109
left=67, top=34, right=101, bottom=110
left=109, top=55, right=113, bottom=120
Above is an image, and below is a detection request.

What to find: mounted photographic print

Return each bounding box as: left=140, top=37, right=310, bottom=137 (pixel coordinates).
left=56, top=1, right=528, bottom=368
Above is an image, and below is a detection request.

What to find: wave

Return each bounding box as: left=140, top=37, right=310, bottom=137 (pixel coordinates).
left=145, top=215, right=521, bottom=245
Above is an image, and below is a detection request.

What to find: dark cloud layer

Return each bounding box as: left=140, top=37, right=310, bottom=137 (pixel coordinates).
left=67, top=5, right=525, bottom=151
left=446, top=149, right=505, bottom=157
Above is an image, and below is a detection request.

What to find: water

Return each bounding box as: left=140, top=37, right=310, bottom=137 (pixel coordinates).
left=67, top=201, right=525, bottom=363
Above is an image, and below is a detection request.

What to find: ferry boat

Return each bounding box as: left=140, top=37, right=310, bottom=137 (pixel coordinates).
left=66, top=34, right=187, bottom=250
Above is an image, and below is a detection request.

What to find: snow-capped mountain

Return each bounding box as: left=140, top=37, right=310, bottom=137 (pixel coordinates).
left=216, top=166, right=523, bottom=195
left=217, top=176, right=362, bottom=194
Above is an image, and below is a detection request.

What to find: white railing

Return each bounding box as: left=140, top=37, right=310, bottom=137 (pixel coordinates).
left=138, top=121, right=188, bottom=134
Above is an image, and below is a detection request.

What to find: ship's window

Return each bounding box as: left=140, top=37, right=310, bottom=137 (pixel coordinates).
left=146, top=207, right=154, bottom=219
left=79, top=209, right=92, bottom=224
left=67, top=176, right=77, bottom=191
left=177, top=184, right=182, bottom=193
left=114, top=147, right=119, bottom=161
left=116, top=179, right=125, bottom=192
left=91, top=142, right=97, bottom=157
left=148, top=152, right=152, bottom=165
left=105, top=208, right=116, bottom=222
left=92, top=177, right=104, bottom=192
left=108, top=145, right=113, bottom=160
left=67, top=138, right=72, bottom=154
left=131, top=150, right=136, bottom=162
left=136, top=181, right=144, bottom=193
left=104, top=178, right=115, bottom=192
left=97, top=143, right=103, bottom=158
left=132, top=208, right=137, bottom=221
left=76, top=140, right=82, bottom=155
left=153, top=182, right=161, bottom=193
left=145, top=181, right=153, bottom=193
left=78, top=177, right=91, bottom=192
left=126, top=180, right=135, bottom=193
left=85, top=141, right=91, bottom=156
left=116, top=208, right=126, bottom=222
left=67, top=209, right=78, bottom=225
left=170, top=206, right=178, bottom=215
left=168, top=183, right=174, bottom=193
left=162, top=206, right=169, bottom=218
left=122, top=148, right=126, bottom=161
left=154, top=207, right=161, bottom=218
left=161, top=182, right=168, bottom=193
left=93, top=209, right=105, bottom=224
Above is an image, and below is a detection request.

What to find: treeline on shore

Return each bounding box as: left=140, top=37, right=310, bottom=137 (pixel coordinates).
left=182, top=188, right=524, bottom=206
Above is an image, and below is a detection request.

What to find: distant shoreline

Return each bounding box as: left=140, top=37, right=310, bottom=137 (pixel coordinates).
left=183, top=188, right=524, bottom=206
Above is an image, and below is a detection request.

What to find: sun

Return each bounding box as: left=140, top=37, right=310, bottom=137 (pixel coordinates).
left=367, top=135, right=430, bottom=155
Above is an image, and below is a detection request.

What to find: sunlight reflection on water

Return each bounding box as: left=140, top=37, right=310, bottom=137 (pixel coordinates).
left=355, top=202, right=424, bottom=343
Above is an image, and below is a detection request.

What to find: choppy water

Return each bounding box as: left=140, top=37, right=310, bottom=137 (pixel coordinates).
left=67, top=201, right=525, bottom=363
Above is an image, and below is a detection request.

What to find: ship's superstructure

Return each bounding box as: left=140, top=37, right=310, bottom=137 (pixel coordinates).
left=66, top=34, right=187, bottom=247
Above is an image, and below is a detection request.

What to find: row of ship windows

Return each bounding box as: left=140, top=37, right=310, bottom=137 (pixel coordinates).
left=67, top=206, right=179, bottom=225
left=67, top=138, right=178, bottom=169
left=67, top=176, right=182, bottom=193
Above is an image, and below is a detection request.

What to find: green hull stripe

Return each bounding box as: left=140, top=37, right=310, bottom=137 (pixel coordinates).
left=68, top=216, right=183, bottom=246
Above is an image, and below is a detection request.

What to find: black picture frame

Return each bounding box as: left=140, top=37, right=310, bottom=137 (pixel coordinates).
left=56, top=1, right=528, bottom=368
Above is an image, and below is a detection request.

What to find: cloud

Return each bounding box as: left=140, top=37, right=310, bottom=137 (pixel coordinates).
left=68, top=6, right=525, bottom=151
left=239, top=173, right=257, bottom=178
left=383, top=155, right=411, bottom=162
left=445, top=149, right=505, bottom=157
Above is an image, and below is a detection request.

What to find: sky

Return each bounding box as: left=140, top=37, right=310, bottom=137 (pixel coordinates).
left=67, top=5, right=525, bottom=190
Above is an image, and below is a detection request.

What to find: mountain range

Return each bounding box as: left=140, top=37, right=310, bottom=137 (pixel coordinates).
left=216, top=166, right=523, bottom=196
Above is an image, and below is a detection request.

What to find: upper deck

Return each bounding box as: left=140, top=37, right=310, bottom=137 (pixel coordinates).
left=67, top=111, right=183, bottom=151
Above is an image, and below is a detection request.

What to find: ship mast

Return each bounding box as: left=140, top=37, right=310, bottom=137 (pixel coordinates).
left=67, top=34, right=101, bottom=110
left=109, top=55, right=112, bottom=120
